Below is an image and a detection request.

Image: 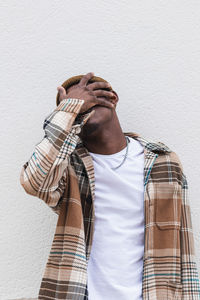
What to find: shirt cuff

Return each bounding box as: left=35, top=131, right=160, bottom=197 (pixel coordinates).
left=55, top=98, right=85, bottom=114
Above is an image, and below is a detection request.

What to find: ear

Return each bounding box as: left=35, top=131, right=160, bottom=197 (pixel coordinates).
left=111, top=90, right=119, bottom=107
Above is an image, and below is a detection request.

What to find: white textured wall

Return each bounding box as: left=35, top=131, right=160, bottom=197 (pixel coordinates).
left=0, top=1, right=200, bottom=299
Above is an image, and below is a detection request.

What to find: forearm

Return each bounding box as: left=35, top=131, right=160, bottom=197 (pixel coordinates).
left=20, top=98, right=85, bottom=211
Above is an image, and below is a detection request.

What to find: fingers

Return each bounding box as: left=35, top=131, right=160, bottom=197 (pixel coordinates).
left=93, top=89, right=116, bottom=99
left=57, top=86, right=67, bottom=101
left=79, top=72, right=94, bottom=87
left=95, top=97, right=114, bottom=108
left=87, top=81, right=111, bottom=90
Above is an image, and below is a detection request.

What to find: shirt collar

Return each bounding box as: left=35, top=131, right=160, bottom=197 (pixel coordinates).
left=123, top=132, right=172, bottom=153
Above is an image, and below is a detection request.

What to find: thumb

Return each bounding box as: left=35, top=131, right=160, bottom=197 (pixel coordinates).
left=57, top=86, right=66, bottom=97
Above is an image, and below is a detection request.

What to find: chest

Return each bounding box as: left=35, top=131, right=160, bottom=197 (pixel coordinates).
left=70, top=151, right=182, bottom=232
left=70, top=153, right=182, bottom=223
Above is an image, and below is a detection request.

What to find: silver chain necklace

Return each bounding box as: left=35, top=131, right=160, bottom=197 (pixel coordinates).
left=111, top=136, right=130, bottom=170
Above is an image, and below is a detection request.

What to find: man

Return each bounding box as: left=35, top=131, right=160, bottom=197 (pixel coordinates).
left=20, top=72, right=200, bottom=299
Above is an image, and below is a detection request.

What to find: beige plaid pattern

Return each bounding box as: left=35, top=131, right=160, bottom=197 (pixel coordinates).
left=20, top=98, right=200, bottom=299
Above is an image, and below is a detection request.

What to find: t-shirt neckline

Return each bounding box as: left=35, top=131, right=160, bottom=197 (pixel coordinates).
left=88, top=136, right=131, bottom=158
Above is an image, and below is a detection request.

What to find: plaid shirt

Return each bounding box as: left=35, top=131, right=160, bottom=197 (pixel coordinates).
left=20, top=98, right=200, bottom=299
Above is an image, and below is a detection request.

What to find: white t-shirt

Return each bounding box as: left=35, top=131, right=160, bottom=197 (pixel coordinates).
left=87, top=136, right=145, bottom=300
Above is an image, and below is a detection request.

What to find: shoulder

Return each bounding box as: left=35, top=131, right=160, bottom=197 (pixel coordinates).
left=134, top=132, right=186, bottom=185
left=168, top=150, right=184, bottom=173
left=153, top=140, right=184, bottom=185
left=153, top=140, right=183, bottom=169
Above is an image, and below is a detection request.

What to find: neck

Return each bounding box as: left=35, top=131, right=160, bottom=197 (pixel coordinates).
left=80, top=117, right=127, bottom=155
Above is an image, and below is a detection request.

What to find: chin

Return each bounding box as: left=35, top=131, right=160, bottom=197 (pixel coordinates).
left=80, top=106, right=113, bottom=137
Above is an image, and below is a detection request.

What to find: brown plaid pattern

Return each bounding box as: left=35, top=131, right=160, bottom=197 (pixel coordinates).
left=20, top=98, right=200, bottom=299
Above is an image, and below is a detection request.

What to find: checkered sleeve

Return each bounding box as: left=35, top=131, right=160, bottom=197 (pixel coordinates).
left=20, top=98, right=85, bottom=215
left=180, top=172, right=200, bottom=299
